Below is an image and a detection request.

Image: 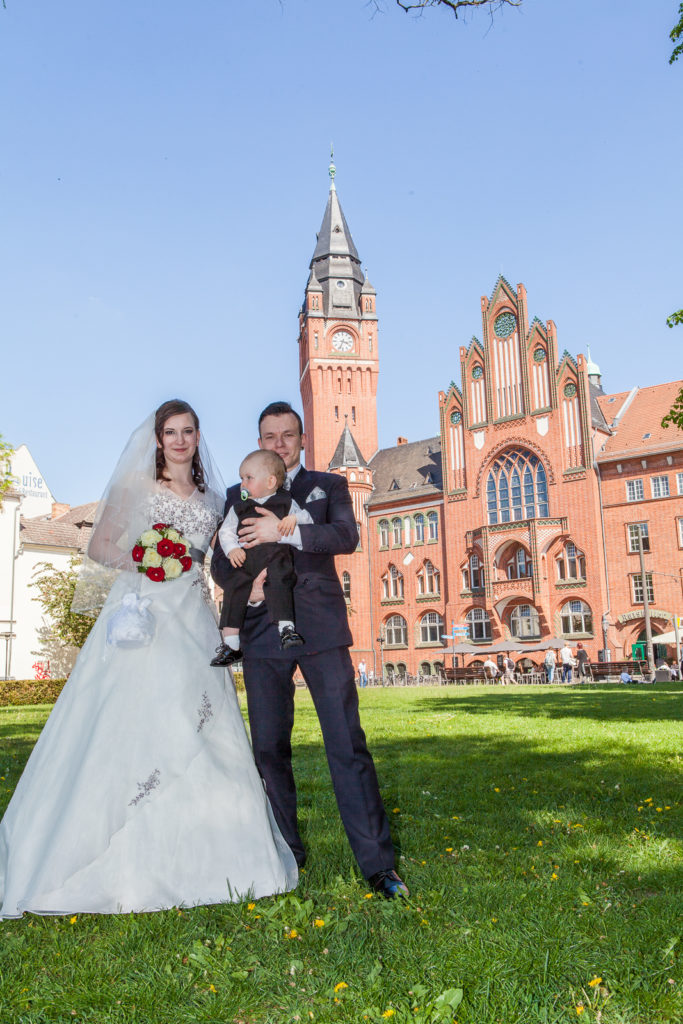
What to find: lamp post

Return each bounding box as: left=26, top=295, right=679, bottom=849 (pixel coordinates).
left=638, top=526, right=655, bottom=678
left=376, top=626, right=385, bottom=686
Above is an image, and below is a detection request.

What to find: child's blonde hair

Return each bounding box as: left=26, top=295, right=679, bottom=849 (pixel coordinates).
left=240, top=449, right=287, bottom=489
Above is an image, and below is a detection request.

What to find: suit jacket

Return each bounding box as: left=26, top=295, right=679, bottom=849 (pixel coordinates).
left=211, top=467, right=358, bottom=657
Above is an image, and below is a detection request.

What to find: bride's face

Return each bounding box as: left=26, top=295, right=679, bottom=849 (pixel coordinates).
left=158, top=412, right=199, bottom=468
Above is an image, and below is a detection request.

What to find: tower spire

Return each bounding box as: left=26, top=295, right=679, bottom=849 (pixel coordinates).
left=329, top=144, right=336, bottom=192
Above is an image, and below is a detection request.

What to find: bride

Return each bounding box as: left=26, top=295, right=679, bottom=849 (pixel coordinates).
left=0, top=400, right=297, bottom=918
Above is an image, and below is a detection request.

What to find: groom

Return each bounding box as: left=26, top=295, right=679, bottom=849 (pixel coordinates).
left=211, top=401, right=408, bottom=899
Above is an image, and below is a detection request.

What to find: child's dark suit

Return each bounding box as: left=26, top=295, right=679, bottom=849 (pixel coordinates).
left=218, top=488, right=296, bottom=631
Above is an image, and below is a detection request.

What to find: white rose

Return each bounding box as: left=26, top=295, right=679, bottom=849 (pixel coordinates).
left=162, top=557, right=183, bottom=579
left=165, top=528, right=181, bottom=543
left=140, top=529, right=162, bottom=548
left=142, top=548, right=163, bottom=568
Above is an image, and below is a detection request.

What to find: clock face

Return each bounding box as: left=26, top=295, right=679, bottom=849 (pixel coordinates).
left=331, top=330, right=354, bottom=352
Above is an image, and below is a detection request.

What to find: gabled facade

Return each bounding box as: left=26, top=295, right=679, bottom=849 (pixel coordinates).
left=298, top=177, right=683, bottom=680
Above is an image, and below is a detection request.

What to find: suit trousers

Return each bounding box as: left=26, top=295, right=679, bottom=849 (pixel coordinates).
left=242, top=645, right=395, bottom=879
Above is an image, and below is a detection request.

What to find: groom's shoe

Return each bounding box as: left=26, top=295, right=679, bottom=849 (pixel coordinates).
left=368, top=869, right=410, bottom=900
left=210, top=643, right=243, bottom=667
left=280, top=626, right=305, bottom=650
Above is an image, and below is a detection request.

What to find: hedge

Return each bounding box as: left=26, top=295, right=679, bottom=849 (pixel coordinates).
left=1, top=671, right=245, bottom=707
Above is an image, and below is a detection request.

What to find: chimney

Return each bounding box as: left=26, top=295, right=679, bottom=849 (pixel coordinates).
left=397, top=436, right=408, bottom=446
left=51, top=502, right=70, bottom=519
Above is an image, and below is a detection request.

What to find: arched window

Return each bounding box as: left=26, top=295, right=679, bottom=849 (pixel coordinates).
left=420, top=611, right=444, bottom=643
left=392, top=517, right=403, bottom=546
left=503, top=545, right=532, bottom=580
left=382, top=565, right=404, bottom=600
left=385, top=614, right=407, bottom=646
left=342, top=571, right=351, bottom=600
left=486, top=449, right=549, bottom=524
left=427, top=511, right=438, bottom=541
left=379, top=520, right=389, bottom=547
left=556, top=542, right=586, bottom=580
left=470, top=553, right=482, bottom=589
left=420, top=661, right=432, bottom=676
left=414, top=513, right=425, bottom=543
left=561, top=600, right=593, bottom=635
left=466, top=607, right=492, bottom=641
left=355, top=522, right=362, bottom=551
left=396, top=662, right=407, bottom=681
left=417, top=559, right=440, bottom=596
left=384, top=662, right=395, bottom=682
left=509, top=604, right=541, bottom=638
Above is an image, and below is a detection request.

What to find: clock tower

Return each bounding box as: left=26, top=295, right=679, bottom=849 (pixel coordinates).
left=298, top=159, right=379, bottom=471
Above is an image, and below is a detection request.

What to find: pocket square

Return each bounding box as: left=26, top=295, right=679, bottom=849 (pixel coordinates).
left=306, top=486, right=327, bottom=503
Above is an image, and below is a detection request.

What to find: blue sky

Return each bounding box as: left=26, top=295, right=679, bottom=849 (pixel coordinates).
left=2, top=0, right=681, bottom=505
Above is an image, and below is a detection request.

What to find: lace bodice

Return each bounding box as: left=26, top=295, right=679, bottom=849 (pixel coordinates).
left=148, top=488, right=222, bottom=553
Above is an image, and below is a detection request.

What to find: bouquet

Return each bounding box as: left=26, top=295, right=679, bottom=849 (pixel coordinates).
left=132, top=523, right=193, bottom=582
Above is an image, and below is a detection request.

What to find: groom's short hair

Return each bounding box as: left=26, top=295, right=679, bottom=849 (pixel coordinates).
left=258, top=401, right=303, bottom=437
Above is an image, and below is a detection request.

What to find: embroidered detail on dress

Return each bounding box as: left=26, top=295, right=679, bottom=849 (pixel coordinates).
left=129, top=769, right=161, bottom=807
left=147, top=490, right=219, bottom=541
left=197, top=691, right=213, bottom=732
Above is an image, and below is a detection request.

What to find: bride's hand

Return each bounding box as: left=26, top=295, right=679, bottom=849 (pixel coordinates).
left=239, top=507, right=280, bottom=547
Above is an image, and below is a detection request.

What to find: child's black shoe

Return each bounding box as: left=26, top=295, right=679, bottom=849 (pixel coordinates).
left=210, top=643, right=243, bottom=667
left=280, top=626, right=304, bottom=650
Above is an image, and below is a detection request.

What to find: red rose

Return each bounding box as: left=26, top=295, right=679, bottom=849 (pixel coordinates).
left=180, top=555, right=192, bottom=572
left=173, top=542, right=187, bottom=558
left=157, top=538, right=175, bottom=557
left=132, top=545, right=144, bottom=563
left=152, top=523, right=166, bottom=531
left=146, top=567, right=165, bottom=582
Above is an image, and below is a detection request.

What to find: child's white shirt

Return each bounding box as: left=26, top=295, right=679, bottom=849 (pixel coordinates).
left=218, top=493, right=313, bottom=553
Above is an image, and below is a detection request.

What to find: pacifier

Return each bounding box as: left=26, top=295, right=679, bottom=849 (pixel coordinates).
left=240, top=487, right=249, bottom=501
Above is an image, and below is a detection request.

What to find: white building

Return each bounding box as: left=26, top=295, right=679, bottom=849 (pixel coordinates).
left=0, top=445, right=95, bottom=679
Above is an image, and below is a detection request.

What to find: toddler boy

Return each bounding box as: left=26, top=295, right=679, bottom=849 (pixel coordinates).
left=210, top=449, right=310, bottom=667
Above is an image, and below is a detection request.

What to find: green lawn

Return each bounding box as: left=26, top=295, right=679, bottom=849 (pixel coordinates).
left=1, top=683, right=681, bottom=1024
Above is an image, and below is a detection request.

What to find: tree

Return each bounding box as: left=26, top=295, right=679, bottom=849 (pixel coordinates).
left=670, top=3, right=683, bottom=63
left=0, top=434, right=15, bottom=511
left=30, top=558, right=96, bottom=651
left=392, top=0, right=520, bottom=14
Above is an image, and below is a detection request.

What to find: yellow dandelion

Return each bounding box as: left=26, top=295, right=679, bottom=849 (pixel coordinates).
left=446, top=847, right=453, bottom=852
left=576, top=1005, right=585, bottom=1015
left=364, top=893, right=373, bottom=899
left=421, top=860, right=426, bottom=865
left=382, top=1010, right=396, bottom=1018
left=588, top=976, right=602, bottom=987
left=494, top=787, right=500, bottom=792
left=491, top=917, right=498, bottom=922
left=247, top=902, right=256, bottom=910
left=656, top=807, right=663, bottom=812
left=392, top=808, right=400, bottom=813
left=209, top=984, right=217, bottom=993
left=551, top=872, right=558, bottom=880
left=69, top=916, right=77, bottom=924
left=537, top=840, right=543, bottom=846
left=334, top=982, right=348, bottom=993
left=289, top=929, right=298, bottom=939
left=314, top=918, right=325, bottom=928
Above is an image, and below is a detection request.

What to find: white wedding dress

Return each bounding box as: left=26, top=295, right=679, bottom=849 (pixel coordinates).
left=0, top=488, right=297, bottom=919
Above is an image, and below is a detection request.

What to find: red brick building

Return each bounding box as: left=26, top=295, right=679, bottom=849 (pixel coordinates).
left=298, top=174, right=683, bottom=678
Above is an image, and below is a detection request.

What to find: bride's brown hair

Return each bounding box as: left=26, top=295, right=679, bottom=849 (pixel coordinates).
left=154, top=399, right=207, bottom=492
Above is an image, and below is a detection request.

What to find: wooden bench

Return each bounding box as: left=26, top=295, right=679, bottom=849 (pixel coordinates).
left=587, top=660, right=648, bottom=682
left=443, top=666, right=489, bottom=685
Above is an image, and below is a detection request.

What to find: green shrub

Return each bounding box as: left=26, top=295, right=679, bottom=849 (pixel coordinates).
left=0, top=678, right=67, bottom=706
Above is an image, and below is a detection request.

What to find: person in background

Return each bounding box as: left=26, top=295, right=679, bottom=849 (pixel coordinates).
left=502, top=655, right=516, bottom=685
left=575, top=642, right=590, bottom=683
left=560, top=642, right=574, bottom=683
left=483, top=656, right=498, bottom=681
left=358, top=659, right=368, bottom=688
left=544, top=647, right=557, bottom=683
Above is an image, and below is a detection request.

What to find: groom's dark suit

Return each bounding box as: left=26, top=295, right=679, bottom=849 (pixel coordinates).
left=211, top=465, right=395, bottom=878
